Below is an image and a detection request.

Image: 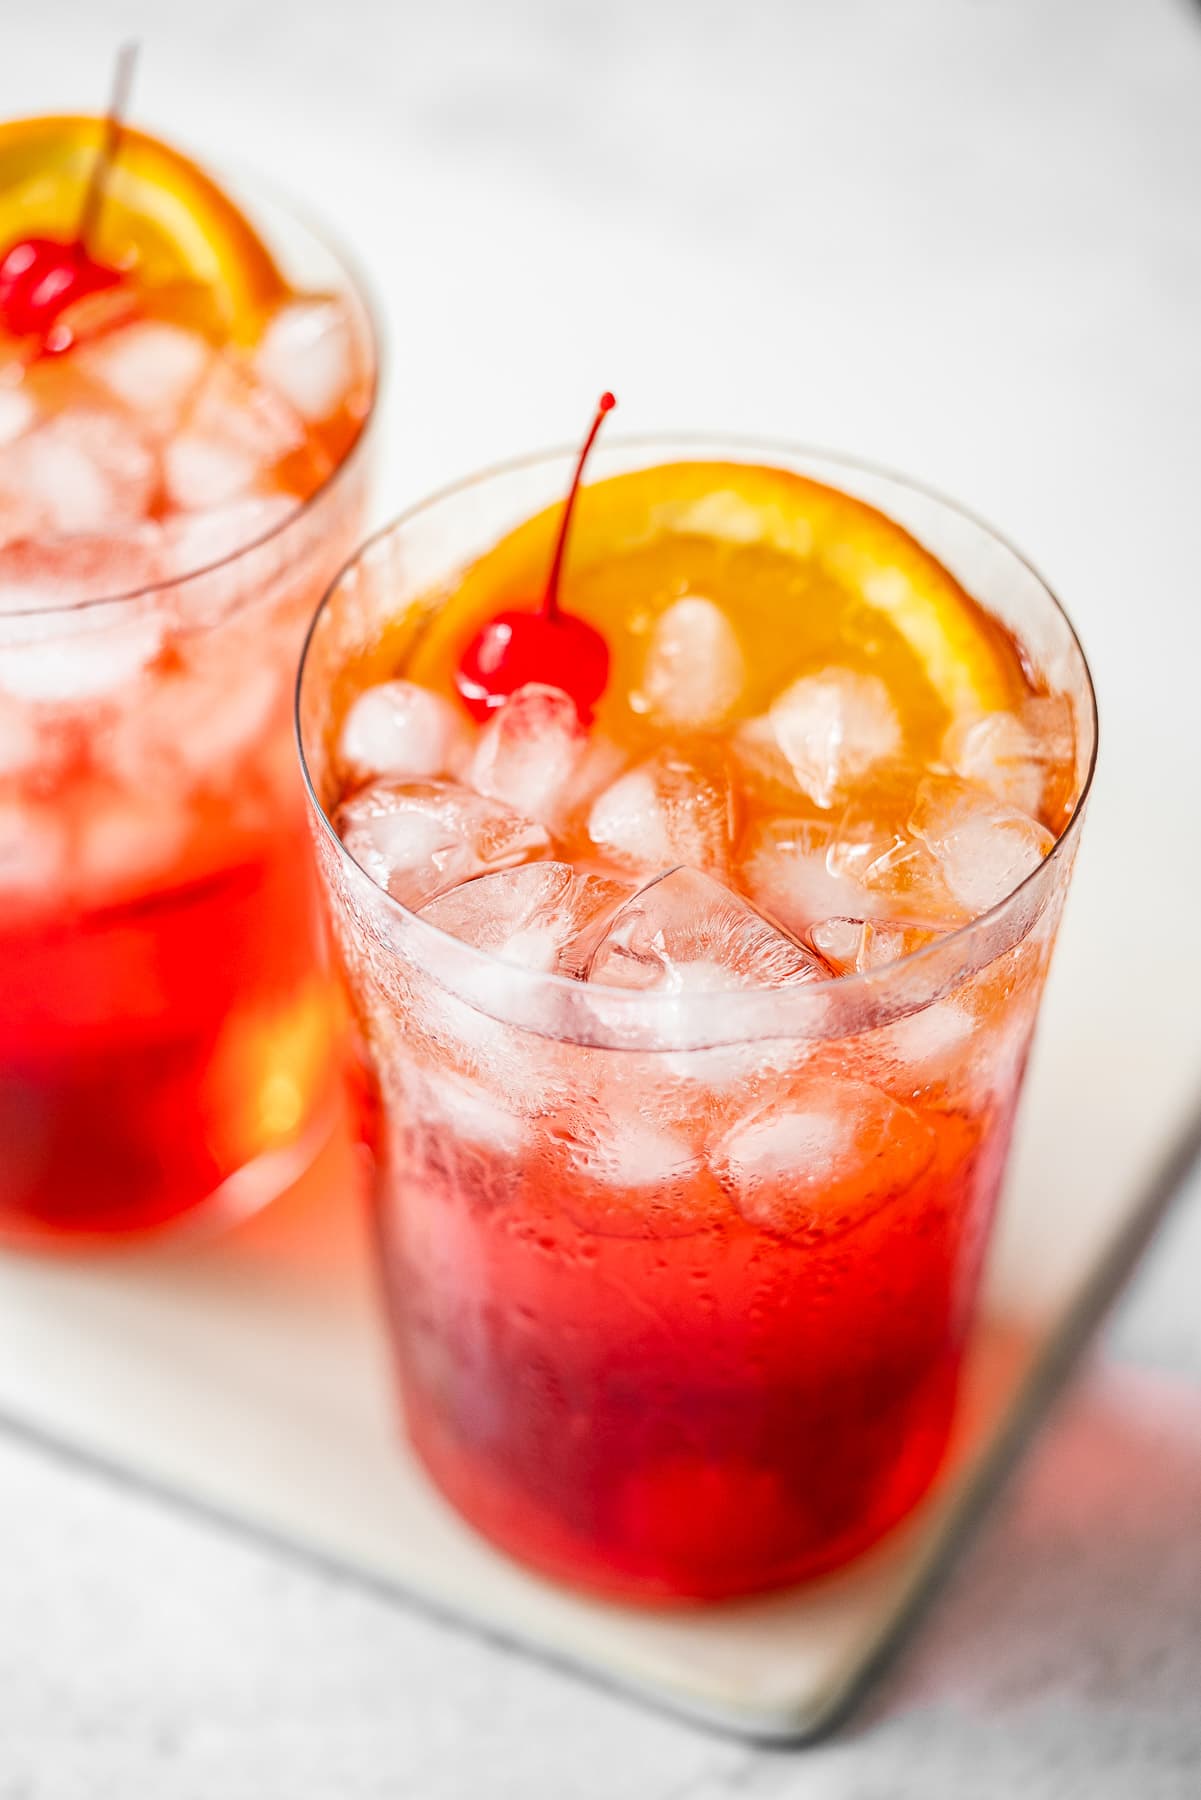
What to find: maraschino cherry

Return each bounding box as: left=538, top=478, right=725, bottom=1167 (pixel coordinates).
left=0, top=44, right=136, bottom=345
left=455, top=392, right=616, bottom=721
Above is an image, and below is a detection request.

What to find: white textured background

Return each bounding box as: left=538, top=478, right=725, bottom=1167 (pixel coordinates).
left=2, top=1, right=1201, bottom=1793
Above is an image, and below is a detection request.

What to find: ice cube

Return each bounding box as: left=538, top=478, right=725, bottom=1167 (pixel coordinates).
left=0, top=798, right=66, bottom=899
left=163, top=435, right=262, bottom=510
left=419, top=1070, right=526, bottom=1154
left=0, top=386, right=36, bottom=447
left=77, top=320, right=210, bottom=423
left=337, top=679, right=466, bottom=788
left=0, top=503, right=40, bottom=554
left=0, top=700, right=37, bottom=775
left=165, top=354, right=307, bottom=512
left=564, top=1114, right=702, bottom=1197
left=0, top=409, right=156, bottom=535
left=572, top=1115, right=701, bottom=1188
left=766, top=668, right=902, bottom=808
left=809, top=914, right=937, bottom=975
left=943, top=696, right=1074, bottom=820
left=0, top=531, right=162, bottom=612
left=826, top=802, right=964, bottom=927
left=0, top=610, right=164, bottom=704
left=587, top=865, right=829, bottom=993
left=421, top=861, right=629, bottom=976
left=553, top=1110, right=731, bottom=1239
left=636, top=595, right=745, bottom=728
left=466, top=683, right=586, bottom=824
left=587, top=750, right=733, bottom=877
left=403, top=963, right=572, bottom=1116
left=336, top=778, right=551, bottom=909
left=715, top=1077, right=935, bottom=1237
left=190, top=354, right=308, bottom=460
left=156, top=496, right=296, bottom=582
left=253, top=299, right=355, bottom=424
left=174, top=661, right=284, bottom=770
left=102, top=658, right=282, bottom=787
left=740, top=816, right=875, bottom=937
left=732, top=711, right=797, bottom=798
left=911, top=778, right=1054, bottom=914
left=883, top=999, right=978, bottom=1070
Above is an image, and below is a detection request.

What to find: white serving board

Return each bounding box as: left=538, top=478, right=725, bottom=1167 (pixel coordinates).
left=1, top=0, right=1198, bottom=1745
left=0, top=780, right=1199, bottom=1742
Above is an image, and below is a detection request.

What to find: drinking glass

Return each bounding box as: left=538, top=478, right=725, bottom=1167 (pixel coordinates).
left=298, top=442, right=1096, bottom=1601
left=0, top=179, right=376, bottom=1249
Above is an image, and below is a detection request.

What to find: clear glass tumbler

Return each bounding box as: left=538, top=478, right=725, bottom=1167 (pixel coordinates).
left=298, top=442, right=1096, bottom=1601
left=0, top=180, right=376, bottom=1250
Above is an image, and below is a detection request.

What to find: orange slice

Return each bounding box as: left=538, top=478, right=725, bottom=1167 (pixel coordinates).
left=0, top=114, right=288, bottom=337
left=406, top=461, right=1026, bottom=753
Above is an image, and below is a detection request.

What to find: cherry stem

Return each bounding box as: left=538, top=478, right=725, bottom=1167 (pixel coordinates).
left=543, top=390, right=615, bottom=622
left=77, top=41, right=140, bottom=251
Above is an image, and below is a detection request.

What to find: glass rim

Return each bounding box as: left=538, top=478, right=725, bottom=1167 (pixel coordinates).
left=0, top=162, right=382, bottom=623
left=296, top=434, right=1099, bottom=1024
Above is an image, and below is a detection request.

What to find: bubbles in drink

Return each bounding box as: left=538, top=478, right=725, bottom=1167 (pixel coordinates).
left=550, top=1097, right=735, bottom=1238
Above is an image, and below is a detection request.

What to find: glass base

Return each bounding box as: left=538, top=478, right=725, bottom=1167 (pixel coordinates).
left=0, top=1095, right=339, bottom=1258
left=401, top=1377, right=957, bottom=1606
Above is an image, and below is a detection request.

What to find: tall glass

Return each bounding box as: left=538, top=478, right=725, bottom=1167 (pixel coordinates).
left=0, top=184, right=376, bottom=1250
left=299, top=443, right=1097, bottom=1602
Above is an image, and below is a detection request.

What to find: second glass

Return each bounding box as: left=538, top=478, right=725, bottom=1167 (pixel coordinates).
left=0, top=154, right=376, bottom=1249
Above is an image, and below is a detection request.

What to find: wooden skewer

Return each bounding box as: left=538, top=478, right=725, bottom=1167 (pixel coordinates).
left=78, top=42, right=139, bottom=250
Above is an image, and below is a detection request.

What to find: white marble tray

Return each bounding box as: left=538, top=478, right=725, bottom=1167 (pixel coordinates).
left=0, top=783, right=1198, bottom=1739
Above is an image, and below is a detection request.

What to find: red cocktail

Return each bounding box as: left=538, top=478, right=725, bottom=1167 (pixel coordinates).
left=0, top=103, right=374, bottom=1246
left=299, top=432, right=1095, bottom=1600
